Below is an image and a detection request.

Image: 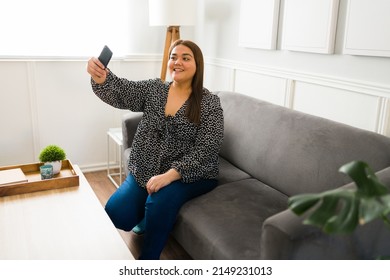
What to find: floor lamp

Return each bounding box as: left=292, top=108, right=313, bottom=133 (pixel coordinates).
left=149, top=0, right=196, bottom=81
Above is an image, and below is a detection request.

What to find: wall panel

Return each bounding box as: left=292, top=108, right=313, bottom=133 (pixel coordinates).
left=281, top=0, right=339, bottom=54
left=234, top=70, right=287, bottom=106
left=0, top=62, right=35, bottom=165
left=343, top=0, right=390, bottom=57
left=204, top=64, right=234, bottom=93
left=291, top=82, right=379, bottom=131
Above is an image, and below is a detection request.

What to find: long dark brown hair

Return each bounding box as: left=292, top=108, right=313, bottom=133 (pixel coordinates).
left=169, top=40, right=204, bottom=124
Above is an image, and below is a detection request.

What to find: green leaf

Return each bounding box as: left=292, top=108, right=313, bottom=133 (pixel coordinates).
left=339, top=161, right=368, bottom=188
left=303, top=195, right=340, bottom=229
left=359, top=197, right=386, bottom=225
left=288, top=194, right=321, bottom=215
left=339, top=161, right=388, bottom=197
left=323, top=196, right=359, bottom=234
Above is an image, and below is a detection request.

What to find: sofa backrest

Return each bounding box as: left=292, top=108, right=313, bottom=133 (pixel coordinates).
left=216, top=91, right=390, bottom=196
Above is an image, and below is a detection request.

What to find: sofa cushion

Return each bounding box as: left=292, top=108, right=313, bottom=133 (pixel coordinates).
left=218, top=156, right=252, bottom=185
left=217, top=91, right=390, bottom=196
left=172, top=178, right=288, bottom=259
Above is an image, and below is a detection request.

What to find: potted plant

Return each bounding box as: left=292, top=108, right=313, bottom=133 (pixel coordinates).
left=38, top=145, right=66, bottom=175
left=288, top=161, right=390, bottom=234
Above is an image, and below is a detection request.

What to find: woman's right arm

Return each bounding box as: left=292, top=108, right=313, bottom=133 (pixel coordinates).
left=87, top=57, right=148, bottom=112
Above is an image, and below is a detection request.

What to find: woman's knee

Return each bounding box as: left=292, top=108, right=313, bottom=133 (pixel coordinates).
left=104, top=194, right=137, bottom=231
left=105, top=174, right=147, bottom=231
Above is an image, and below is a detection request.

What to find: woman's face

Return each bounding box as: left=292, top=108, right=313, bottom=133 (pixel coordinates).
left=168, top=44, right=196, bottom=84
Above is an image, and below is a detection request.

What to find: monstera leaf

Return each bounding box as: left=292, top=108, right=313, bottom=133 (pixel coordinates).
left=288, top=161, right=390, bottom=234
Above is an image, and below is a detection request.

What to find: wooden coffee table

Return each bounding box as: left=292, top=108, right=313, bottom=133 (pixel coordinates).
left=0, top=165, right=134, bottom=260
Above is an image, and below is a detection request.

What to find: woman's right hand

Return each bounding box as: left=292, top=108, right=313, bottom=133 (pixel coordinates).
left=87, top=57, right=108, bottom=84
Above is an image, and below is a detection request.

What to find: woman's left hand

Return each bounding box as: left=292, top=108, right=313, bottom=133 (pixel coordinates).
left=146, top=169, right=181, bottom=195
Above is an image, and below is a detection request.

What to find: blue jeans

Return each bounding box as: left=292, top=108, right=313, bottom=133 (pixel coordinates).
left=105, top=173, right=218, bottom=259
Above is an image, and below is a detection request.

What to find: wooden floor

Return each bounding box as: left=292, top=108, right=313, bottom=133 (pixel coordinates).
left=84, top=170, right=192, bottom=260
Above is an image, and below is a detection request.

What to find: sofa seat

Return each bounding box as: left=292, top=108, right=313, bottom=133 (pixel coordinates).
left=172, top=176, right=288, bottom=259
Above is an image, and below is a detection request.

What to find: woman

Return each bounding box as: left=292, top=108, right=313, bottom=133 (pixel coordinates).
left=87, top=40, right=224, bottom=259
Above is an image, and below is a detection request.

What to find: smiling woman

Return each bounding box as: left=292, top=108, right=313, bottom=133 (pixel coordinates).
left=87, top=39, right=224, bottom=260
left=0, top=0, right=128, bottom=57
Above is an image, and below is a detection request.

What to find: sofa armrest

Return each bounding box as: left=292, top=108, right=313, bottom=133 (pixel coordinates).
left=260, top=208, right=358, bottom=259
left=122, top=112, right=143, bottom=150
left=261, top=166, right=390, bottom=260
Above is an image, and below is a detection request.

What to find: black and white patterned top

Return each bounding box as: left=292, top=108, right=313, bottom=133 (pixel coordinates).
left=92, top=71, right=224, bottom=188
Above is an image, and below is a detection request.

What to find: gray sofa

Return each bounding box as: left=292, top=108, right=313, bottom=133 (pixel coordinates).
left=122, top=91, right=390, bottom=259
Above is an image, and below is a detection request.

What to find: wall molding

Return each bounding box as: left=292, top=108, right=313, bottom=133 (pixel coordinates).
left=284, top=79, right=295, bottom=108
left=377, top=97, right=390, bottom=135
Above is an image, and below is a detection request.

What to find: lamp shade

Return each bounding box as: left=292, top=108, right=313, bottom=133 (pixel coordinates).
left=148, top=0, right=196, bottom=26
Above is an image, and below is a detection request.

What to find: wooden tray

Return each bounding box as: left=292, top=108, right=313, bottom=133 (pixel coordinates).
left=0, top=160, right=79, bottom=197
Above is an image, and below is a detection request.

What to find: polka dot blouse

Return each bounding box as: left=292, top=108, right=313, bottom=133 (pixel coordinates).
left=92, top=71, right=224, bottom=188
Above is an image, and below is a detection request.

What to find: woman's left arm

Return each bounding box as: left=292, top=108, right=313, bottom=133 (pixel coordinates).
left=146, top=169, right=182, bottom=194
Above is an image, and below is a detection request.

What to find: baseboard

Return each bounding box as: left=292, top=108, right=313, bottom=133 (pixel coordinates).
left=79, top=162, right=120, bottom=173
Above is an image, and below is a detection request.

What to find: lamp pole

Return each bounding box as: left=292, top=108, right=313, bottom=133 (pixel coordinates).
left=160, top=26, right=180, bottom=81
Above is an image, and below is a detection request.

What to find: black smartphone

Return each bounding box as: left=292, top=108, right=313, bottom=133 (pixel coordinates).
left=98, top=45, right=113, bottom=68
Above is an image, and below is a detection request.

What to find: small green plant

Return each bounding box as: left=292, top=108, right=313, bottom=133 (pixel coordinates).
left=38, top=145, right=66, bottom=162
left=288, top=161, right=390, bottom=234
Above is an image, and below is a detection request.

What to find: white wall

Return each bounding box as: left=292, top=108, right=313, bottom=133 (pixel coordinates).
left=199, top=0, right=390, bottom=136
left=1, top=0, right=390, bottom=170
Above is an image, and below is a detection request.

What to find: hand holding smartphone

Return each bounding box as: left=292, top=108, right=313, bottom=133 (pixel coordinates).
left=98, top=45, right=113, bottom=69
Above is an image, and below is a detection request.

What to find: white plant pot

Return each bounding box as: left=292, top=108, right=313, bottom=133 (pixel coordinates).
left=45, top=160, right=62, bottom=175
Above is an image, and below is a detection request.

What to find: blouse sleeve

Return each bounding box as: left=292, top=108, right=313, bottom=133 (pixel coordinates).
left=171, top=93, right=224, bottom=183
left=91, top=71, right=162, bottom=112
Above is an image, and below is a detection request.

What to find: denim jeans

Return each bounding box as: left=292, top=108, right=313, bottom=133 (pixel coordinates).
left=105, top=173, right=218, bottom=259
